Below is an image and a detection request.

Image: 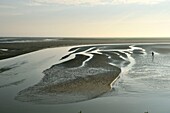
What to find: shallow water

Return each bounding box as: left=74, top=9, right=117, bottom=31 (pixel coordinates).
left=113, top=44, right=170, bottom=94
left=0, top=37, right=59, bottom=43
left=1, top=43, right=170, bottom=113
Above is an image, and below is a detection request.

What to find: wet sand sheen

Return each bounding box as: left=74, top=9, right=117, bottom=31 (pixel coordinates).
left=16, top=53, right=121, bottom=104
left=2, top=40, right=170, bottom=113
left=15, top=43, right=144, bottom=104
left=0, top=38, right=154, bottom=105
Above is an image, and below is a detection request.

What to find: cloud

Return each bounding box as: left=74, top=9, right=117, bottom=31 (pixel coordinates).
left=33, top=0, right=104, bottom=5
left=0, top=12, right=22, bottom=16
left=27, top=2, right=42, bottom=6
left=0, top=5, right=16, bottom=9
left=117, top=0, right=166, bottom=4
left=33, top=0, right=166, bottom=5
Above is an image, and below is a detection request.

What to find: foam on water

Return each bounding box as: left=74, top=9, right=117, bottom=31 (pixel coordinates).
left=110, top=44, right=170, bottom=97
left=0, top=38, right=59, bottom=43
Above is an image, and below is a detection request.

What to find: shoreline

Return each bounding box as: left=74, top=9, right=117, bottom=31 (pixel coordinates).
left=15, top=43, right=141, bottom=104
left=1, top=38, right=170, bottom=60
left=2, top=41, right=170, bottom=112
left=1, top=38, right=168, bottom=104
left=16, top=49, right=122, bottom=104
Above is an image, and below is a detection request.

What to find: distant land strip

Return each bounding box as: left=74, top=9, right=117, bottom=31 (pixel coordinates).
left=0, top=38, right=170, bottom=60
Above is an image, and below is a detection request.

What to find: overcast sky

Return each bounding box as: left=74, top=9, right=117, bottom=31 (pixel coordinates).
left=0, top=0, right=170, bottom=37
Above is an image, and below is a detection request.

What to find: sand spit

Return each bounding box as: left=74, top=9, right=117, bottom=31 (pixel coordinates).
left=16, top=54, right=121, bottom=104
left=15, top=43, right=147, bottom=104
left=15, top=46, right=124, bottom=104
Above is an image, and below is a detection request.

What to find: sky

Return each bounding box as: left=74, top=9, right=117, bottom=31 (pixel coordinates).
left=0, top=0, right=170, bottom=37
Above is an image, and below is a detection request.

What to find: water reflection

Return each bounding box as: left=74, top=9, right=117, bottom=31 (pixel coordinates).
left=1, top=44, right=170, bottom=113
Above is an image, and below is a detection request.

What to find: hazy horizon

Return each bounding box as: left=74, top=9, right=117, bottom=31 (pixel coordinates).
left=1, top=37, right=170, bottom=39
left=1, top=0, right=170, bottom=37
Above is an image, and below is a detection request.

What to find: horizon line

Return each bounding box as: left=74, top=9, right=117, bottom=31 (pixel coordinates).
left=0, top=36, right=170, bottom=39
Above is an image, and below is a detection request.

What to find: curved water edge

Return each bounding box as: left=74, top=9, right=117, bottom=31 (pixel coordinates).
left=2, top=43, right=170, bottom=113
left=14, top=43, right=148, bottom=104
left=110, top=45, right=146, bottom=88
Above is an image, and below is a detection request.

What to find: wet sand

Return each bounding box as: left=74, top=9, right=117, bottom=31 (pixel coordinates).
left=2, top=39, right=170, bottom=112
left=16, top=52, right=121, bottom=104
left=2, top=37, right=170, bottom=104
